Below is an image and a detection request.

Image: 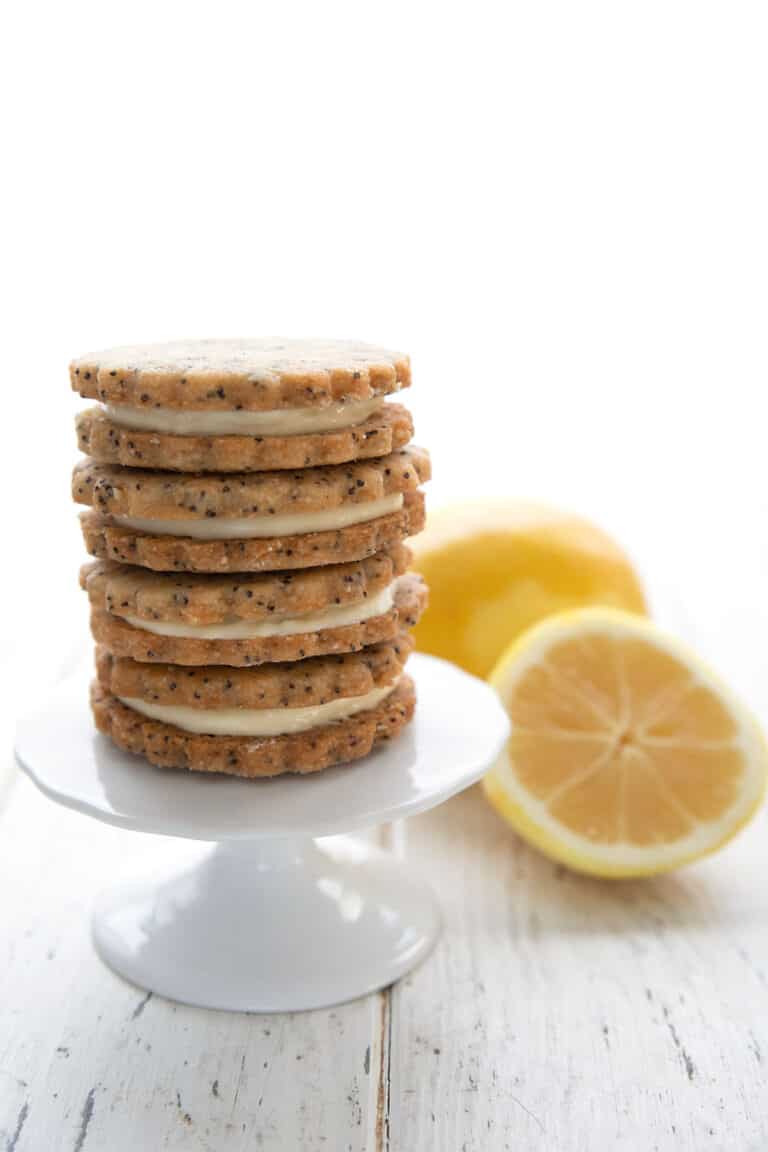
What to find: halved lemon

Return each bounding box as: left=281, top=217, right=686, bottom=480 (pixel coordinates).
left=484, top=608, right=767, bottom=877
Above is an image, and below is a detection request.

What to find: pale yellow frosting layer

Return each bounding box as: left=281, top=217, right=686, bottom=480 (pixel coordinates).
left=122, top=581, right=396, bottom=639
left=112, top=493, right=404, bottom=540
left=105, top=395, right=386, bottom=437
left=118, top=681, right=398, bottom=736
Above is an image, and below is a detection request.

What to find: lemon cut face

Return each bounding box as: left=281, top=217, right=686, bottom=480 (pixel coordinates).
left=485, top=609, right=767, bottom=877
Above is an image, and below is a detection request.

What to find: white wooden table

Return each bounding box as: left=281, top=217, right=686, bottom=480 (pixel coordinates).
left=2, top=756, right=767, bottom=1151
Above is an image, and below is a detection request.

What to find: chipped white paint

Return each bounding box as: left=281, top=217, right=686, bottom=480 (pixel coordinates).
left=2, top=771, right=768, bottom=1149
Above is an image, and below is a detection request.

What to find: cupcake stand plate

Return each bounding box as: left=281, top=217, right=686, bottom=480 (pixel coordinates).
left=15, top=653, right=509, bottom=1013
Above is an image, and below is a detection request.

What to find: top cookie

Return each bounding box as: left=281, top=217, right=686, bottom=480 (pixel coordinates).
left=70, top=339, right=411, bottom=412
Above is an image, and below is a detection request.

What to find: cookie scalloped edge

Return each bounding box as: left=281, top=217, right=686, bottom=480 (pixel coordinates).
left=91, top=675, right=416, bottom=778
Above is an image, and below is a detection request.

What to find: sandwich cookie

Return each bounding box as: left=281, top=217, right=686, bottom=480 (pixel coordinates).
left=72, top=338, right=412, bottom=472
left=75, top=404, right=415, bottom=472
left=82, top=549, right=428, bottom=665
left=92, top=637, right=414, bottom=777
left=74, top=447, right=430, bottom=573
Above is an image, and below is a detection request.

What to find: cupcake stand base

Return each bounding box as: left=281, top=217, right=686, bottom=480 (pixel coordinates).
left=15, top=653, right=509, bottom=1013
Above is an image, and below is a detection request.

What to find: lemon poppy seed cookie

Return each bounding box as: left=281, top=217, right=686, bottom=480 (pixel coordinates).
left=91, top=676, right=416, bottom=778
left=75, top=402, right=415, bottom=472
left=82, top=550, right=428, bottom=665
left=73, top=447, right=429, bottom=523
left=83, top=547, right=411, bottom=623
left=71, top=338, right=411, bottom=410
left=91, top=636, right=414, bottom=777
left=88, top=578, right=426, bottom=667
left=71, top=339, right=413, bottom=474
left=79, top=492, right=425, bottom=573
left=74, top=448, right=429, bottom=573
left=95, top=636, right=412, bottom=711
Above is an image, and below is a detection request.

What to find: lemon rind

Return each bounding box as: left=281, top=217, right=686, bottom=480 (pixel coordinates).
left=485, top=607, right=768, bottom=878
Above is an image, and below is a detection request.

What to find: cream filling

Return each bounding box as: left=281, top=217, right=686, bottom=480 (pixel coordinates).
left=111, top=493, right=403, bottom=539
left=122, top=580, right=396, bottom=639
left=105, top=396, right=385, bottom=437
left=118, top=680, right=398, bottom=736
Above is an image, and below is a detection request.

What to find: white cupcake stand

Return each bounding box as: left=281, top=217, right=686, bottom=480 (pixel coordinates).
left=15, top=653, right=509, bottom=1013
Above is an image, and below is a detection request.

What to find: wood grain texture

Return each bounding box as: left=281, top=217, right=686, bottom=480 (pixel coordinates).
left=388, top=785, right=768, bottom=1151
left=2, top=774, right=768, bottom=1150
left=0, top=778, right=382, bottom=1152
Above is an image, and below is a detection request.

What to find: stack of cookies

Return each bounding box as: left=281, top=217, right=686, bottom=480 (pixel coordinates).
left=70, top=339, right=430, bottom=778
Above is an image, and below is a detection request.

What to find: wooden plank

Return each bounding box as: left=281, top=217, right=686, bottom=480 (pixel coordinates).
left=6, top=741, right=768, bottom=1149
left=0, top=776, right=382, bottom=1152
left=387, top=784, right=768, bottom=1151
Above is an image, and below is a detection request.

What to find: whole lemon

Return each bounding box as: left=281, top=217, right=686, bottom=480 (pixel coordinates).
left=411, top=502, right=647, bottom=679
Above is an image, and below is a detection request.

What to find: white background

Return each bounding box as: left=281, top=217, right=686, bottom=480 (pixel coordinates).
left=2, top=0, right=768, bottom=761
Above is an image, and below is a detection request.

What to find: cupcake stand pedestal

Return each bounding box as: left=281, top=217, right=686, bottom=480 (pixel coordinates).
left=15, top=653, right=509, bottom=1013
